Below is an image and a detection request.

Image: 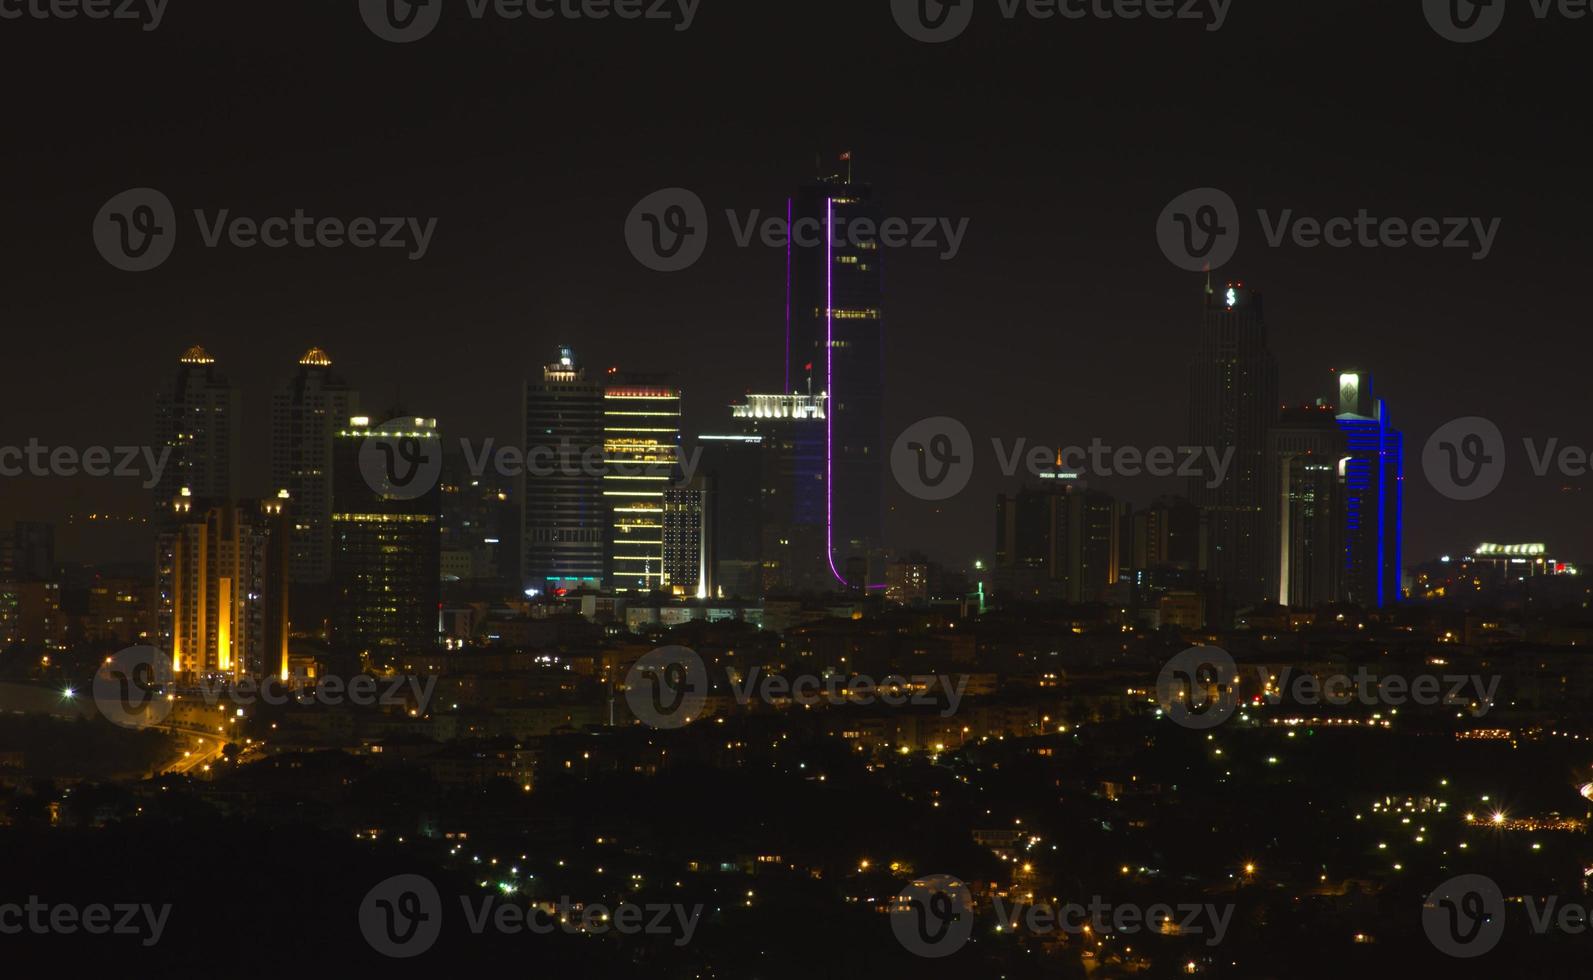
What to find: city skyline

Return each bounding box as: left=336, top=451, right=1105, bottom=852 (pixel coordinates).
left=5, top=3, right=1589, bottom=572
left=4, top=3, right=1591, bottom=971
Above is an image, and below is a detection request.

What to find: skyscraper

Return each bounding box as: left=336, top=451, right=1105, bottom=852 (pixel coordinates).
left=692, top=433, right=764, bottom=599
left=271, top=348, right=359, bottom=584
left=1269, top=402, right=1346, bottom=609
left=1129, top=497, right=1199, bottom=572
left=330, top=416, right=441, bottom=654
left=994, top=476, right=1124, bottom=603
left=661, top=479, right=712, bottom=599
left=156, top=494, right=290, bottom=681
left=785, top=168, right=885, bottom=588
left=153, top=346, right=242, bottom=518
left=7, top=522, right=54, bottom=581
left=1334, top=371, right=1404, bottom=609
left=604, top=375, right=682, bottom=594
left=1188, top=282, right=1278, bottom=605
left=730, top=393, right=829, bottom=595
left=522, top=346, right=606, bottom=596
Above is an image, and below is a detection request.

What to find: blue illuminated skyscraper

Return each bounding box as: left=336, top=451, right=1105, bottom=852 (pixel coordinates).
left=1334, top=371, right=1403, bottom=608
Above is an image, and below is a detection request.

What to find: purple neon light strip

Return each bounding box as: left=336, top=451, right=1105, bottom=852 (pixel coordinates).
left=826, top=197, right=848, bottom=587
left=785, top=197, right=792, bottom=395
left=822, top=195, right=885, bottom=591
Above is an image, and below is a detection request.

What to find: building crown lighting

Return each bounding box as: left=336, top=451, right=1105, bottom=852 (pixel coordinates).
left=179, top=345, right=216, bottom=365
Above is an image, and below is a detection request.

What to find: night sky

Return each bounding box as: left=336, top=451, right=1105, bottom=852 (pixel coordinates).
left=3, top=0, right=1588, bottom=568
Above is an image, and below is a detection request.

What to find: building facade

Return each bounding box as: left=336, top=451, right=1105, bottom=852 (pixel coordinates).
left=330, top=416, right=441, bottom=654
left=994, top=477, right=1124, bottom=604
left=1187, top=283, right=1278, bottom=605
left=1268, top=403, right=1346, bottom=609
left=270, top=347, right=359, bottom=584
left=522, top=346, right=606, bottom=595
left=153, top=346, right=242, bottom=519
left=604, top=377, right=682, bottom=594
left=785, top=171, right=885, bottom=588
left=1334, top=372, right=1403, bottom=609
left=156, top=495, right=290, bottom=681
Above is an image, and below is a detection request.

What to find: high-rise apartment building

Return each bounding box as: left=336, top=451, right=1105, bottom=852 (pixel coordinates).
left=153, top=346, right=242, bottom=519
left=156, top=494, right=290, bottom=681
left=271, top=348, right=359, bottom=584
left=661, top=480, right=712, bottom=599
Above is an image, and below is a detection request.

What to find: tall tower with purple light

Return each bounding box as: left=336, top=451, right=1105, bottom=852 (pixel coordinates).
left=785, top=164, right=884, bottom=588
